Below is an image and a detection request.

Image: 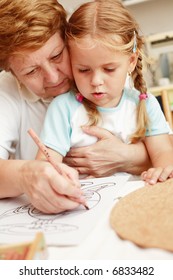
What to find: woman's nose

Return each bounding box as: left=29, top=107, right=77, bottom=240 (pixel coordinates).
left=43, top=64, right=60, bottom=84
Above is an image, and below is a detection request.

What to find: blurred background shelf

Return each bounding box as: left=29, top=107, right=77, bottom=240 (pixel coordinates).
left=149, top=84, right=173, bottom=129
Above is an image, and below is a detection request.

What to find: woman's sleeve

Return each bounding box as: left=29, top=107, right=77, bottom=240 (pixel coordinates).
left=0, top=85, right=20, bottom=159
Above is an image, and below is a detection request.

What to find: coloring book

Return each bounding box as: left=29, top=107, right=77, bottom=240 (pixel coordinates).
left=0, top=173, right=130, bottom=246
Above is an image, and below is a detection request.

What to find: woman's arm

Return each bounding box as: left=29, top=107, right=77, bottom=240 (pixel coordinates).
left=64, top=126, right=151, bottom=177
left=0, top=159, right=84, bottom=213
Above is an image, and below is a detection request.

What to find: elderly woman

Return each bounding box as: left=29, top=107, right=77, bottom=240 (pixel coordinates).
left=0, top=0, right=150, bottom=213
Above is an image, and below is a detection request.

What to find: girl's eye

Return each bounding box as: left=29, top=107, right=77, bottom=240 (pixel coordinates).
left=78, top=69, right=90, bottom=73
left=104, top=68, right=115, bottom=72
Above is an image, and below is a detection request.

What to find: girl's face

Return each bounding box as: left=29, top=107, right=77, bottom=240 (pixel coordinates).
left=69, top=37, right=137, bottom=108
left=9, top=32, right=73, bottom=99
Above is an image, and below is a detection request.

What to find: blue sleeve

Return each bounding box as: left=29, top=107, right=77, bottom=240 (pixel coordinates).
left=146, top=93, right=170, bottom=136
left=40, top=91, right=79, bottom=156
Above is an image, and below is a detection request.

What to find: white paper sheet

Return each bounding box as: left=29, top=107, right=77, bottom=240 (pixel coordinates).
left=0, top=173, right=130, bottom=246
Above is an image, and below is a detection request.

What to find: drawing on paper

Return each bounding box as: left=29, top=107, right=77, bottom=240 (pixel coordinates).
left=0, top=180, right=116, bottom=235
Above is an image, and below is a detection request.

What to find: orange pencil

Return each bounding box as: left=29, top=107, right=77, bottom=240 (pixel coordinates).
left=28, top=128, right=89, bottom=210
left=0, top=232, right=47, bottom=260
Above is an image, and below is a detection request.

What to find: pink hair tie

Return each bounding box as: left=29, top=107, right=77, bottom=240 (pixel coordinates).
left=76, top=93, right=84, bottom=103
left=139, top=93, right=148, bottom=101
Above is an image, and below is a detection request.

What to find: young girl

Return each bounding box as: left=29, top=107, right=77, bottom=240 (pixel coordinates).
left=36, top=0, right=173, bottom=183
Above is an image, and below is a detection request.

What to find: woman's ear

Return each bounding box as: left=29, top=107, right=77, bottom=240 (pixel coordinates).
left=128, top=53, right=138, bottom=72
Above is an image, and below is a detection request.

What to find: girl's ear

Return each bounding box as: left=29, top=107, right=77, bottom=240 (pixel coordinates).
left=128, top=53, right=138, bottom=73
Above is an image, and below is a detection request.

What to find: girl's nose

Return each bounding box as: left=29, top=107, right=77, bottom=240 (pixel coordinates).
left=90, top=72, right=104, bottom=87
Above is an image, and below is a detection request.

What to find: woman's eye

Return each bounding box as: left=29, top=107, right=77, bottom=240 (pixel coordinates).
left=26, top=68, right=38, bottom=76
left=51, top=46, right=65, bottom=61
left=51, top=54, right=61, bottom=61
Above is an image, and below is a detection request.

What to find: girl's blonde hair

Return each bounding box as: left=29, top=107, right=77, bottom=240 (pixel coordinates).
left=66, top=0, right=149, bottom=143
left=0, top=0, right=67, bottom=70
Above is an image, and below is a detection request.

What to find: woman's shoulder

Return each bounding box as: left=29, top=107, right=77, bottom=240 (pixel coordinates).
left=0, top=71, right=20, bottom=99
left=0, top=71, right=17, bottom=87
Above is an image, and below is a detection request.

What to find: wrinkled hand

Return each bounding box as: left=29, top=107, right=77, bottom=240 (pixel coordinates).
left=141, top=165, right=173, bottom=185
left=64, top=126, right=133, bottom=178
left=19, top=160, right=85, bottom=213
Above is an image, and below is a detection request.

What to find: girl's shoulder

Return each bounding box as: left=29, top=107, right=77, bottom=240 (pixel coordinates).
left=123, top=87, right=156, bottom=105
left=48, top=90, right=81, bottom=113
left=50, top=90, right=78, bottom=105
left=123, top=87, right=140, bottom=105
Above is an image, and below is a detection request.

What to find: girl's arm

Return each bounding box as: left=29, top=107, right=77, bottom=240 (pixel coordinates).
left=142, top=134, right=173, bottom=184
left=141, top=165, right=173, bottom=185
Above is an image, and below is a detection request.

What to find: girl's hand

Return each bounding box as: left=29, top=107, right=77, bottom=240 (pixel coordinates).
left=141, top=165, right=173, bottom=185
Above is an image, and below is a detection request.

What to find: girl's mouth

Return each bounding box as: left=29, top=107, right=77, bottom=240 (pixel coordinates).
left=93, top=92, right=105, bottom=99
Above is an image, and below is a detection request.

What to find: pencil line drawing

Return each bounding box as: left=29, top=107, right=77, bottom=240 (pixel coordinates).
left=0, top=174, right=130, bottom=245
left=0, top=181, right=116, bottom=235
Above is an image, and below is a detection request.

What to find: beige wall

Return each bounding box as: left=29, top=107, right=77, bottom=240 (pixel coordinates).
left=59, top=0, right=173, bottom=36
left=127, top=0, right=173, bottom=36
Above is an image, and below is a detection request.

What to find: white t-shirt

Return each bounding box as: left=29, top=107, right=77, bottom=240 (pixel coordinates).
left=40, top=90, right=169, bottom=157
left=0, top=71, right=51, bottom=159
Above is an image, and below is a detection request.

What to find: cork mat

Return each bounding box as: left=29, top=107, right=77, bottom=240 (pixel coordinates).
left=110, top=178, right=173, bottom=252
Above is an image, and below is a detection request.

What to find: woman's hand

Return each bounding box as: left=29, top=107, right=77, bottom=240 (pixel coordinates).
left=64, top=126, right=151, bottom=178
left=19, top=160, right=85, bottom=213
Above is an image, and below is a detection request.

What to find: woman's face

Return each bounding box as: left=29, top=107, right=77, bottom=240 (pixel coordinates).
left=9, top=32, right=73, bottom=99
